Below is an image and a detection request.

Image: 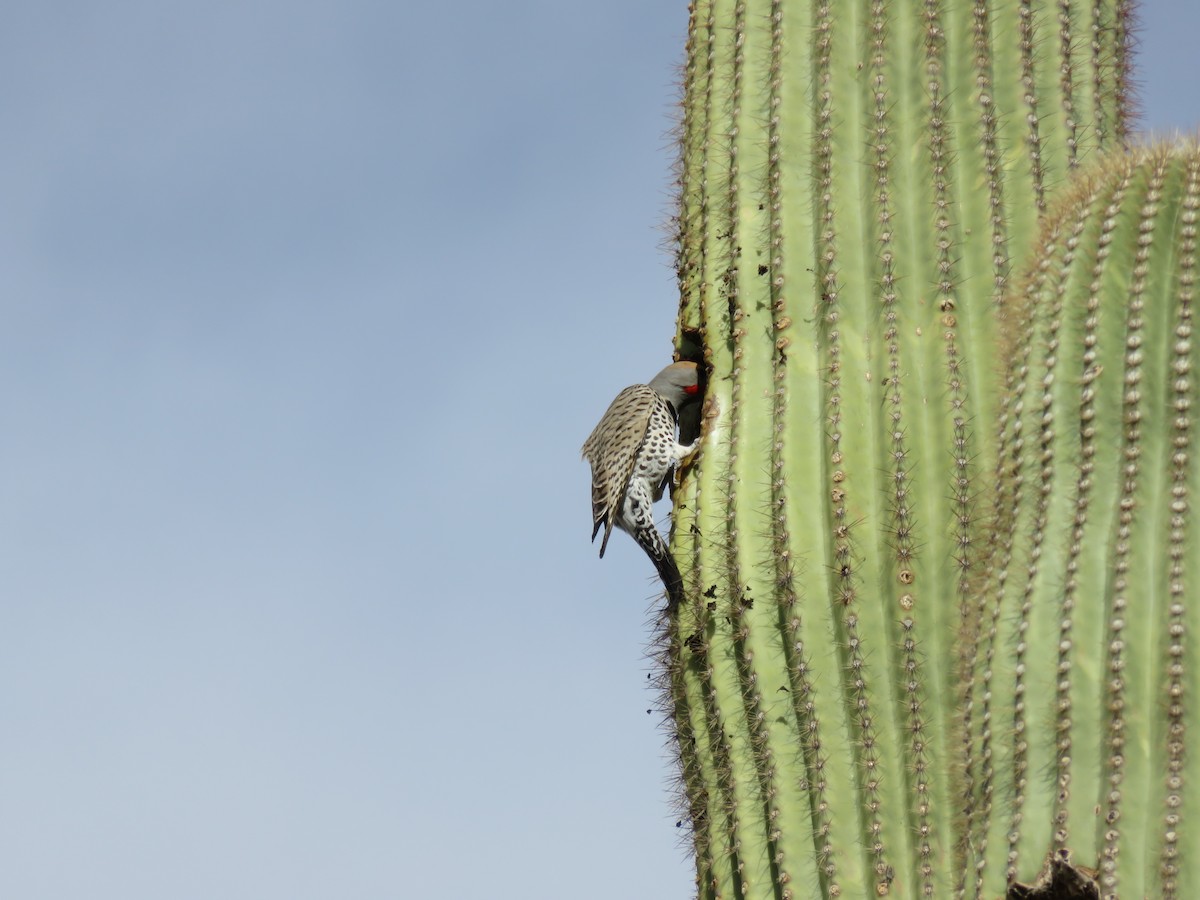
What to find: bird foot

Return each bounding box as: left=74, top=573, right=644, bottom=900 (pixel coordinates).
left=674, top=438, right=700, bottom=465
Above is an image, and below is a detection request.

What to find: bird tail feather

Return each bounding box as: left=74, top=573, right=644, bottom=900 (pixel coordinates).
left=635, top=528, right=684, bottom=610
left=650, top=549, right=685, bottom=611
left=597, top=519, right=615, bottom=558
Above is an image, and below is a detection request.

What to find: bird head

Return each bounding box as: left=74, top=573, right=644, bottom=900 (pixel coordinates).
left=648, top=360, right=702, bottom=412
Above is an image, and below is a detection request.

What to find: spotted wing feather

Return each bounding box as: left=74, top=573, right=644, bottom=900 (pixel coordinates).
left=580, top=385, right=659, bottom=558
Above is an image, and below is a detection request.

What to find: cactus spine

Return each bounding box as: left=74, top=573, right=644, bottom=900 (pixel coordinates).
left=663, top=1, right=1132, bottom=897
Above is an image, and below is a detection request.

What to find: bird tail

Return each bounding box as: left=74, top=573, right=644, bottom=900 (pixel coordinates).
left=593, top=518, right=616, bottom=559
left=635, top=526, right=685, bottom=610
left=652, top=549, right=685, bottom=611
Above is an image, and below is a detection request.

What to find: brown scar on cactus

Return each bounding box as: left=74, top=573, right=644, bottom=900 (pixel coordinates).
left=1007, top=850, right=1100, bottom=900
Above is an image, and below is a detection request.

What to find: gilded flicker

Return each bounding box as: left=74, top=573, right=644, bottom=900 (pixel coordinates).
left=581, top=361, right=702, bottom=607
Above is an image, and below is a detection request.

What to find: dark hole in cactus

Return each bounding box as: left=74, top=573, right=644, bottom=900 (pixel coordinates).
left=677, top=325, right=703, bottom=362
left=674, top=332, right=706, bottom=445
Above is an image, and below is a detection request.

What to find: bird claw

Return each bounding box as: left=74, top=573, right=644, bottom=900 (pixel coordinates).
left=676, top=438, right=700, bottom=465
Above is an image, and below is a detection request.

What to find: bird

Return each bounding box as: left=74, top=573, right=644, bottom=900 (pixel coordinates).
left=581, top=361, right=702, bottom=608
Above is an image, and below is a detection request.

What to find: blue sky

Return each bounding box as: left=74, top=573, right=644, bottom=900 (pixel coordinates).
left=0, top=3, right=1196, bottom=898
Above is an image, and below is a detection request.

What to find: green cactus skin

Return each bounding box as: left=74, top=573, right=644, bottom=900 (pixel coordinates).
left=977, top=141, right=1200, bottom=900
left=660, top=1, right=1132, bottom=897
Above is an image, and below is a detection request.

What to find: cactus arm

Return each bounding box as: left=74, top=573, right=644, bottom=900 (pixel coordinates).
left=983, top=143, right=1200, bottom=899
left=1162, top=151, right=1199, bottom=900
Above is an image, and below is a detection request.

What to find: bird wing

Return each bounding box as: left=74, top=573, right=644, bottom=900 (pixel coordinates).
left=580, top=385, right=657, bottom=557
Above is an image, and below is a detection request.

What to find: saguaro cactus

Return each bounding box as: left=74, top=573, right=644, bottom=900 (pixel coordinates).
left=975, top=141, right=1200, bottom=900
left=660, top=1, right=1132, bottom=897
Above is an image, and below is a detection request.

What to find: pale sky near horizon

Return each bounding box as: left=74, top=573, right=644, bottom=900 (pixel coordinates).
left=0, top=3, right=1196, bottom=899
